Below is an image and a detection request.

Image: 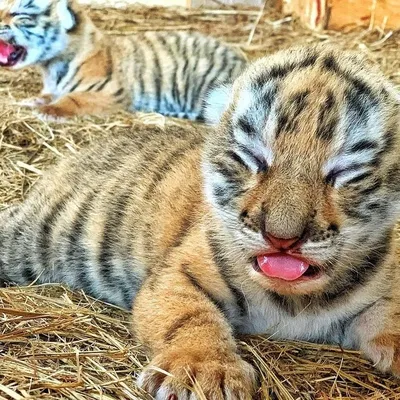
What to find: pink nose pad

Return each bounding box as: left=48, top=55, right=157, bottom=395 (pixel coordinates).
left=265, top=233, right=302, bottom=250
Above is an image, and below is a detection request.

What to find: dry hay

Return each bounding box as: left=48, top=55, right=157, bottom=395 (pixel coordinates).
left=1, top=3, right=400, bottom=399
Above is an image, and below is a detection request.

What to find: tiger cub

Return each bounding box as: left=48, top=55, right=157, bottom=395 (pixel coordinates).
left=0, top=0, right=246, bottom=121
left=1, top=44, right=400, bottom=398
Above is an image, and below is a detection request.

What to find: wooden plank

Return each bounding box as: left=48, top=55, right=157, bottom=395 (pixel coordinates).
left=283, top=0, right=400, bottom=30
left=328, top=0, right=400, bottom=30
left=283, top=0, right=327, bottom=30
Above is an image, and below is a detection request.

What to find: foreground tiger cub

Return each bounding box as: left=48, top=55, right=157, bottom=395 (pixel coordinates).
left=0, top=0, right=246, bottom=120
left=1, top=44, right=400, bottom=398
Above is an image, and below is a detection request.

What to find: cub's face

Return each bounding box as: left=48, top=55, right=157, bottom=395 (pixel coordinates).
left=0, top=0, right=77, bottom=68
left=204, top=46, right=400, bottom=298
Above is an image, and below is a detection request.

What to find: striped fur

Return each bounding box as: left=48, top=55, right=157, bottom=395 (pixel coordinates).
left=2, top=45, right=400, bottom=398
left=0, top=0, right=246, bottom=120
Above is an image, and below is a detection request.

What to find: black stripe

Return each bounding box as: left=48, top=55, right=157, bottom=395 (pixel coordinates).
left=155, top=34, right=177, bottom=114
left=69, top=96, right=80, bottom=108
left=66, top=193, right=95, bottom=293
left=316, top=91, right=337, bottom=141
left=237, top=116, right=256, bottom=136
left=212, top=160, right=243, bottom=186
left=86, top=82, right=98, bottom=92
left=226, top=150, right=250, bottom=171
left=349, top=140, right=378, bottom=153
left=346, top=172, right=373, bottom=185
left=133, top=44, right=146, bottom=109
left=324, top=232, right=390, bottom=302
left=203, top=48, right=230, bottom=108
left=359, top=179, right=382, bottom=196
left=114, top=88, right=124, bottom=97
left=56, top=62, right=70, bottom=85
left=164, top=309, right=212, bottom=343
left=182, top=266, right=228, bottom=317
left=143, top=35, right=162, bottom=112
left=237, top=144, right=267, bottom=173
left=98, top=188, right=133, bottom=285
left=37, top=193, right=73, bottom=271
left=253, top=52, right=318, bottom=89
left=206, top=231, right=247, bottom=317
left=95, top=75, right=111, bottom=92
left=61, top=64, right=82, bottom=91
left=170, top=212, right=194, bottom=249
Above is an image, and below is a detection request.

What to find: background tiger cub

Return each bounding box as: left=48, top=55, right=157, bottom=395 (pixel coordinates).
left=1, top=44, right=400, bottom=398
left=0, top=0, right=246, bottom=120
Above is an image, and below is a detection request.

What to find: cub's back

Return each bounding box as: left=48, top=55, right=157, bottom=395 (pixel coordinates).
left=0, top=123, right=207, bottom=307
left=115, top=31, right=247, bottom=120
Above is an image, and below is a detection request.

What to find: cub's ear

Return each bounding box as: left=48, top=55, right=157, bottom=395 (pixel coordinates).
left=203, top=83, right=233, bottom=125
left=56, top=0, right=77, bottom=31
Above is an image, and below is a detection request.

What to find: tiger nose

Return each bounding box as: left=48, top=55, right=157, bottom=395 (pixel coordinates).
left=265, top=233, right=302, bottom=250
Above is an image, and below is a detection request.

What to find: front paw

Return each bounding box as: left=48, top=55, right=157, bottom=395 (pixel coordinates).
left=35, top=105, right=69, bottom=123
left=363, top=333, right=400, bottom=376
left=18, top=95, right=52, bottom=108
left=138, top=348, right=257, bottom=399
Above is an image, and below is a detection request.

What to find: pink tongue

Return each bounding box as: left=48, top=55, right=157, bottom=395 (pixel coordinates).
left=257, top=254, right=310, bottom=281
left=0, top=40, right=16, bottom=64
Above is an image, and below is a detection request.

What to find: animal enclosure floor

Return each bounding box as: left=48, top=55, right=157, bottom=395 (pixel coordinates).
left=1, top=4, right=400, bottom=399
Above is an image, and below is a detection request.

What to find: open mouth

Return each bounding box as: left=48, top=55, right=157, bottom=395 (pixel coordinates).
left=0, top=40, right=27, bottom=67
left=254, top=253, right=322, bottom=282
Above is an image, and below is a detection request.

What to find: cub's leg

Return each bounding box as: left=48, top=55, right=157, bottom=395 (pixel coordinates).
left=133, top=269, right=256, bottom=399
left=37, top=92, right=121, bottom=119
left=346, top=296, right=400, bottom=376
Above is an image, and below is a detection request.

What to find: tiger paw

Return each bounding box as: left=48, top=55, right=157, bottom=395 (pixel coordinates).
left=138, top=348, right=257, bottom=399
left=363, top=333, right=400, bottom=376
left=35, top=105, right=71, bottom=123
left=18, top=95, right=52, bottom=108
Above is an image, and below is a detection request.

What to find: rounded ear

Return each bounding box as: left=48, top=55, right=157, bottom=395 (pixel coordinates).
left=203, top=83, right=233, bottom=125
left=56, top=0, right=77, bottom=31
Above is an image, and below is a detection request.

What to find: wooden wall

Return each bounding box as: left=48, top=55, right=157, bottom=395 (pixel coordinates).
left=284, top=0, right=400, bottom=30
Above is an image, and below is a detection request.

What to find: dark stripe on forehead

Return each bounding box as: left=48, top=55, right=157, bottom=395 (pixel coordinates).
left=275, top=90, right=310, bottom=138
left=316, top=91, right=337, bottom=141
left=323, top=54, right=379, bottom=116
left=253, top=52, right=318, bottom=91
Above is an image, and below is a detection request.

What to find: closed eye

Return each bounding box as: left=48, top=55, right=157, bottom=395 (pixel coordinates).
left=325, top=165, right=372, bottom=187
left=10, top=13, right=34, bottom=19
left=236, top=144, right=268, bottom=174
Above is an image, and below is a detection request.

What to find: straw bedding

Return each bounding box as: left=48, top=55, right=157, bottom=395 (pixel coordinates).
left=1, top=3, right=400, bottom=399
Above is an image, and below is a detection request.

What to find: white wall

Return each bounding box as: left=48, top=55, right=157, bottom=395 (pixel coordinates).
left=78, top=0, right=261, bottom=7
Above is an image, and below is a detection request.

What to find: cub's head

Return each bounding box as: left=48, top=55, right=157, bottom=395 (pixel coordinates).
left=203, top=45, right=400, bottom=299
left=0, top=0, right=81, bottom=68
